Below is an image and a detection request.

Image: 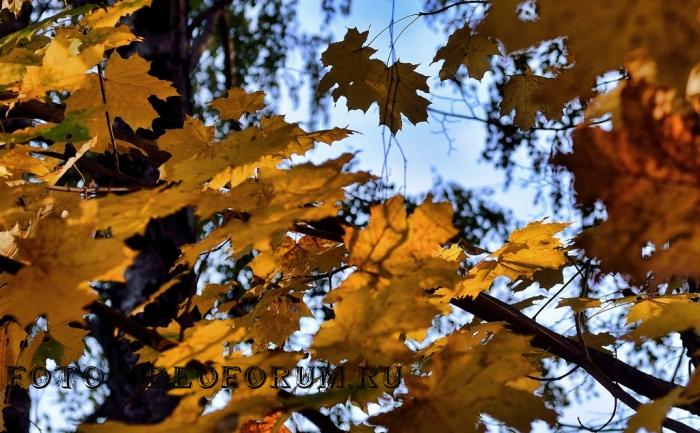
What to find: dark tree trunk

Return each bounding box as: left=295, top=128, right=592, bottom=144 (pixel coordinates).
left=131, top=0, right=192, bottom=131
left=87, top=0, right=200, bottom=425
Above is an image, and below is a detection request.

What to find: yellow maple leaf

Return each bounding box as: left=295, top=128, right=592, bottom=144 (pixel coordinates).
left=66, top=52, right=178, bottom=134
left=80, top=0, right=153, bottom=29
left=556, top=297, right=602, bottom=312
left=179, top=154, right=371, bottom=264
left=455, top=220, right=569, bottom=298
left=369, top=324, right=555, bottom=432
left=625, top=370, right=700, bottom=433
left=318, top=28, right=430, bottom=133
left=0, top=209, right=134, bottom=327
left=233, top=287, right=311, bottom=353
left=211, top=87, right=266, bottom=120
left=626, top=301, right=700, bottom=341
left=16, top=32, right=98, bottom=100
left=251, top=235, right=346, bottom=279
left=313, top=196, right=458, bottom=367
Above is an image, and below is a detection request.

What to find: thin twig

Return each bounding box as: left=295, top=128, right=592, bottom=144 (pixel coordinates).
left=46, top=185, right=138, bottom=193
left=532, top=264, right=584, bottom=320
left=97, top=63, right=120, bottom=173
left=527, top=365, right=579, bottom=382
left=418, top=0, right=489, bottom=17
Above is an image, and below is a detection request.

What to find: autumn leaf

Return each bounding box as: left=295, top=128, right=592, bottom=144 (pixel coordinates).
left=556, top=297, right=602, bottom=312
left=555, top=81, right=700, bottom=281
left=251, top=235, right=346, bottom=279
left=0, top=208, right=134, bottom=328
left=501, top=74, right=562, bottom=130
left=80, top=0, right=153, bottom=29
left=479, top=0, right=700, bottom=120
left=313, top=196, right=458, bottom=367
left=233, top=287, right=311, bottom=353
left=16, top=31, right=99, bottom=100
left=433, top=23, right=499, bottom=81
left=368, top=324, right=556, bottom=433
left=179, top=154, right=370, bottom=264
left=212, top=87, right=266, bottom=120
left=455, top=221, right=569, bottom=298
left=626, top=302, right=700, bottom=341
left=65, top=52, right=178, bottom=141
left=319, top=28, right=430, bottom=133
left=159, top=114, right=350, bottom=187
left=240, top=412, right=291, bottom=433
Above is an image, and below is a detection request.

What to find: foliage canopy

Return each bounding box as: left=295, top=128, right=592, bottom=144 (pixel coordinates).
left=0, top=1, right=700, bottom=433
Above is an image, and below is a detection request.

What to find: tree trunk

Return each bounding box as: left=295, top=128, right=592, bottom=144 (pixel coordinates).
left=87, top=0, right=199, bottom=424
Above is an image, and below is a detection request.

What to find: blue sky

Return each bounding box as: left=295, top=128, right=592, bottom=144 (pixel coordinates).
left=282, top=0, right=554, bottom=224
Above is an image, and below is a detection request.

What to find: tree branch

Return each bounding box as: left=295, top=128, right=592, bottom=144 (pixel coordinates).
left=87, top=301, right=177, bottom=351
left=451, top=293, right=700, bottom=418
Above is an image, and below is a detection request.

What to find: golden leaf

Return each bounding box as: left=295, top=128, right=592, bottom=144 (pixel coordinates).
left=16, top=32, right=98, bottom=100
left=368, top=325, right=555, bottom=432
left=0, top=211, right=134, bottom=327
left=163, top=115, right=350, bottom=187
left=234, top=288, right=311, bottom=353
left=455, top=221, right=569, bottom=298
left=556, top=297, right=602, bottom=312
left=179, top=154, right=370, bottom=265
left=626, top=301, right=700, bottom=341
left=313, top=196, right=458, bottom=367
left=212, top=87, right=266, bottom=120
left=66, top=52, right=178, bottom=133
left=81, top=0, right=153, bottom=29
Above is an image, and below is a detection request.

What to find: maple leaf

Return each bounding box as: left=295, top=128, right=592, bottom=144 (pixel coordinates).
left=233, top=287, right=311, bottom=353
left=251, top=235, right=346, bottom=279
left=80, top=0, right=153, bottom=29
left=455, top=221, right=569, bottom=298
left=319, top=28, right=430, bottom=133
left=501, top=74, right=562, bottom=130
left=626, top=301, right=700, bottom=341
left=179, top=154, right=371, bottom=264
left=211, top=87, right=266, bottom=120
left=15, top=31, right=99, bottom=100
left=556, top=297, right=602, bottom=312
left=368, top=324, right=556, bottom=433
left=65, top=52, right=178, bottom=143
left=554, top=81, right=700, bottom=281
left=433, top=23, right=499, bottom=81
left=0, top=208, right=134, bottom=328
left=0, top=47, right=38, bottom=87
left=160, top=114, right=350, bottom=187
left=479, top=0, right=700, bottom=121
left=313, top=196, right=458, bottom=367
left=625, top=372, right=700, bottom=433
